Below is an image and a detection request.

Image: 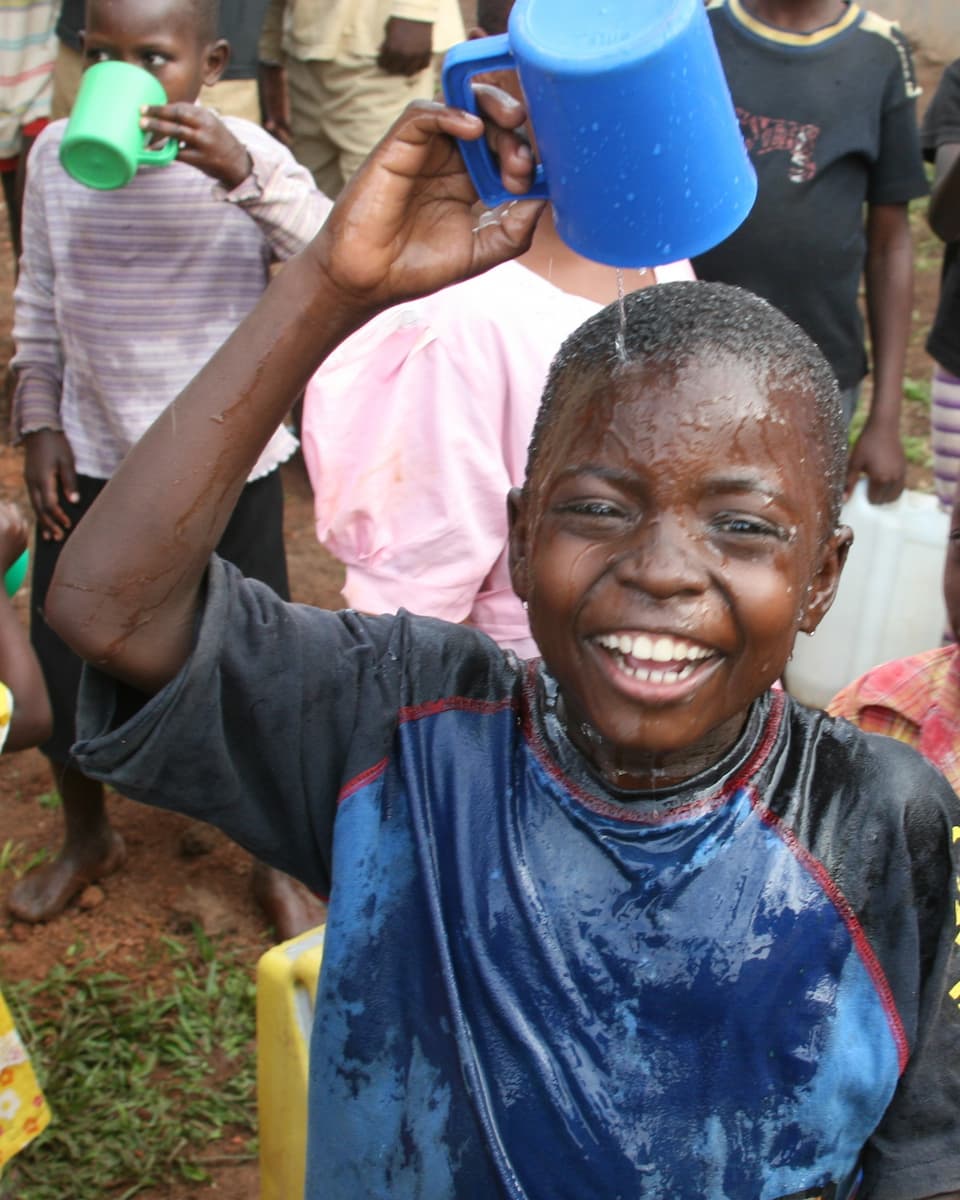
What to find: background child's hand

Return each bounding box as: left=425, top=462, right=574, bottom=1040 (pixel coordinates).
left=23, top=430, right=79, bottom=542
left=140, top=103, right=252, bottom=191
left=314, top=98, right=544, bottom=312
left=0, top=502, right=29, bottom=574
left=377, top=17, right=433, bottom=77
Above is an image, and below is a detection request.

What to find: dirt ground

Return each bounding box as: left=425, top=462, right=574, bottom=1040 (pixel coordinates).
left=0, top=38, right=950, bottom=1199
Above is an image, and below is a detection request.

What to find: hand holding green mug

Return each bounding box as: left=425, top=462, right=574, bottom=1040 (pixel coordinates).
left=59, top=61, right=179, bottom=190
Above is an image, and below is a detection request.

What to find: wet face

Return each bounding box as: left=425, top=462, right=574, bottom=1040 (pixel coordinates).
left=84, top=0, right=225, bottom=104
left=510, top=355, right=848, bottom=790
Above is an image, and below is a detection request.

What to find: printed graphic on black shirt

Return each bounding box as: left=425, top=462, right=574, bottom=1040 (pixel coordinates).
left=735, top=107, right=821, bottom=183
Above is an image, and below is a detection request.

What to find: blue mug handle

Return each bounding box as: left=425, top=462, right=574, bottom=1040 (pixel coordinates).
left=441, top=36, right=549, bottom=209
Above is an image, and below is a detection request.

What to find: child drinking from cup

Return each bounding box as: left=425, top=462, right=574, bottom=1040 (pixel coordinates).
left=8, top=0, right=332, bottom=934
left=45, top=100, right=960, bottom=1198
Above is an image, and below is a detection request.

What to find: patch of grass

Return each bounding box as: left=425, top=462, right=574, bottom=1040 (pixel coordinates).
left=903, top=435, right=933, bottom=468
left=2, top=930, right=258, bottom=1199
left=36, top=791, right=61, bottom=810
left=0, top=841, right=50, bottom=880
left=903, top=376, right=932, bottom=409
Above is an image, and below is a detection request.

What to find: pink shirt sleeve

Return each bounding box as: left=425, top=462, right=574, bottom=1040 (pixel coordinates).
left=301, top=278, right=534, bottom=631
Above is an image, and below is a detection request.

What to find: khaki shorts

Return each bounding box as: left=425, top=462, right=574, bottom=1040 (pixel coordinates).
left=286, top=52, right=441, bottom=197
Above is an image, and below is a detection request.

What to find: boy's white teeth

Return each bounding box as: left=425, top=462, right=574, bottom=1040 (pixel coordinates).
left=596, top=632, right=712, bottom=665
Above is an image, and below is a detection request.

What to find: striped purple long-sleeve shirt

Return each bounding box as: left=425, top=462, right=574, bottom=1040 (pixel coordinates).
left=12, top=114, right=333, bottom=480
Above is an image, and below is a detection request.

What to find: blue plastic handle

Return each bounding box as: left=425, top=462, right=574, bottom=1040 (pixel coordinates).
left=441, top=36, right=549, bottom=208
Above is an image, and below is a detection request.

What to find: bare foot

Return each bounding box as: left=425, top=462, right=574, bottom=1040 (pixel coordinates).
left=250, top=861, right=326, bottom=942
left=7, top=830, right=126, bottom=923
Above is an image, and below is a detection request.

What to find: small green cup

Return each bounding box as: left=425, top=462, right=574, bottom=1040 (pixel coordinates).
left=4, top=549, right=28, bottom=598
left=59, top=61, right=179, bottom=190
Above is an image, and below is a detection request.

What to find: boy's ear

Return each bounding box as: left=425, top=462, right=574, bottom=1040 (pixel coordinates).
left=507, top=487, right=531, bottom=602
left=201, top=38, right=230, bottom=89
left=798, top=524, right=853, bottom=635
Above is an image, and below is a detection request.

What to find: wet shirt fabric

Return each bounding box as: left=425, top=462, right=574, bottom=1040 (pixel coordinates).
left=72, top=557, right=960, bottom=1200
left=693, top=0, right=928, bottom=390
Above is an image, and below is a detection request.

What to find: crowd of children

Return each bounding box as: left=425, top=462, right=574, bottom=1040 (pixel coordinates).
left=2, top=0, right=960, bottom=1193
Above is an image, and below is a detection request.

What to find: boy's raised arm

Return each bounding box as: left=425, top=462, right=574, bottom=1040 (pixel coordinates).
left=45, top=101, right=543, bottom=696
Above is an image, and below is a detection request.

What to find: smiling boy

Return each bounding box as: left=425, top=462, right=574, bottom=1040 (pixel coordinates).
left=44, top=104, right=960, bottom=1198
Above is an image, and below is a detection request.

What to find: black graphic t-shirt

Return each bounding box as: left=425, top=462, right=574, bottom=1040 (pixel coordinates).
left=694, top=0, right=928, bottom=389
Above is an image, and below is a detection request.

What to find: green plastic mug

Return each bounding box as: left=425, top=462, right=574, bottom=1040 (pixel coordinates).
left=59, top=61, right=179, bottom=190
left=4, top=549, right=28, bottom=598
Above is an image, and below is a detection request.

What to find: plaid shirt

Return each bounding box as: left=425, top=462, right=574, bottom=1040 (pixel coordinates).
left=828, top=644, right=960, bottom=796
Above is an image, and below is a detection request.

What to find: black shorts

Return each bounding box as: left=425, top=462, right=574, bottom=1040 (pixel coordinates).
left=31, top=469, right=289, bottom=764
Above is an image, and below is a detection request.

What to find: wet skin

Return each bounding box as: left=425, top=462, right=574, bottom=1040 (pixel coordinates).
left=509, top=354, right=850, bottom=791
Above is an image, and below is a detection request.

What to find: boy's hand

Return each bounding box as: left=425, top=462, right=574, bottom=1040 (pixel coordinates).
left=258, top=63, right=292, bottom=147
left=140, top=103, right=253, bottom=191
left=0, top=502, right=29, bottom=574
left=23, top=430, right=79, bottom=542
left=313, top=96, right=544, bottom=313
left=378, top=17, right=433, bottom=77
left=845, top=419, right=907, bottom=504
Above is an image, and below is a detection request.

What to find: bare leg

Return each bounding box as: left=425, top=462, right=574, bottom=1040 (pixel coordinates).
left=7, top=764, right=126, bottom=922
left=250, top=860, right=326, bottom=942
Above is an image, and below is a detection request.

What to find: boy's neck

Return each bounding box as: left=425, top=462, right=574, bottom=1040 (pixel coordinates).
left=518, top=208, right=655, bottom=305
left=738, top=0, right=849, bottom=32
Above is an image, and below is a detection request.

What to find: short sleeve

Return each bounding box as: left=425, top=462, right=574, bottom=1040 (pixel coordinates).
left=301, top=293, right=525, bottom=624
left=867, top=35, right=928, bottom=206
left=72, top=555, right=514, bottom=896
left=922, top=60, right=960, bottom=158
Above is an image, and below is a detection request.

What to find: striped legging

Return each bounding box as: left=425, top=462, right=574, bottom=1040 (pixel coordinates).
left=932, top=364, right=960, bottom=511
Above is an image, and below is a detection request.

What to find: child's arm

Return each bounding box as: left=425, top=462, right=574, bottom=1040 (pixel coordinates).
left=139, top=104, right=331, bottom=259
left=0, top=504, right=51, bottom=752
left=45, top=100, right=543, bottom=695
left=13, top=132, right=79, bottom=542
left=928, top=143, right=960, bottom=244
left=844, top=202, right=911, bottom=504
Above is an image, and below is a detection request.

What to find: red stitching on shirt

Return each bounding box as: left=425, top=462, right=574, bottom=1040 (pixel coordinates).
left=337, top=758, right=388, bottom=805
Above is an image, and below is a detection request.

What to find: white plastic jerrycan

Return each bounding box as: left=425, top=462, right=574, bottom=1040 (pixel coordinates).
left=784, top=482, right=948, bottom=711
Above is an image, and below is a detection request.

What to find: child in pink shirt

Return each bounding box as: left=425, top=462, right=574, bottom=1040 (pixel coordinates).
left=301, top=254, right=693, bottom=656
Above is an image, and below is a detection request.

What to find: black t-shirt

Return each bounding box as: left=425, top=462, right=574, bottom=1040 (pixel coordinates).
left=693, top=0, right=928, bottom=390
left=922, top=59, right=960, bottom=378
left=56, top=0, right=269, bottom=79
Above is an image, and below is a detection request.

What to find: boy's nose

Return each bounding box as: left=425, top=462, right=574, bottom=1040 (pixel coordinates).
left=612, top=516, right=708, bottom=598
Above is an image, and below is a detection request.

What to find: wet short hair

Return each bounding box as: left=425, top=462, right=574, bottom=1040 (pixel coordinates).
left=526, top=280, right=847, bottom=529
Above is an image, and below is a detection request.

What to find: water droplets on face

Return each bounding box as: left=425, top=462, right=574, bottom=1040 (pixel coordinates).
left=615, top=268, right=627, bottom=363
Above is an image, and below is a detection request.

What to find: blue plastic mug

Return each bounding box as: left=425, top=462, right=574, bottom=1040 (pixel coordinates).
left=442, top=0, right=757, bottom=267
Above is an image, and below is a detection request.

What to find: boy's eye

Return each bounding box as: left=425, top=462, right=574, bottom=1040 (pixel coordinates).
left=711, top=512, right=788, bottom=541
left=85, top=48, right=112, bottom=64
left=143, top=52, right=170, bottom=69
left=554, top=499, right=628, bottom=521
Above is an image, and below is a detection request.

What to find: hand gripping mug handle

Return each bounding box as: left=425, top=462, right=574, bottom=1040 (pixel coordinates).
left=441, top=35, right=549, bottom=208
left=138, top=136, right=179, bottom=167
